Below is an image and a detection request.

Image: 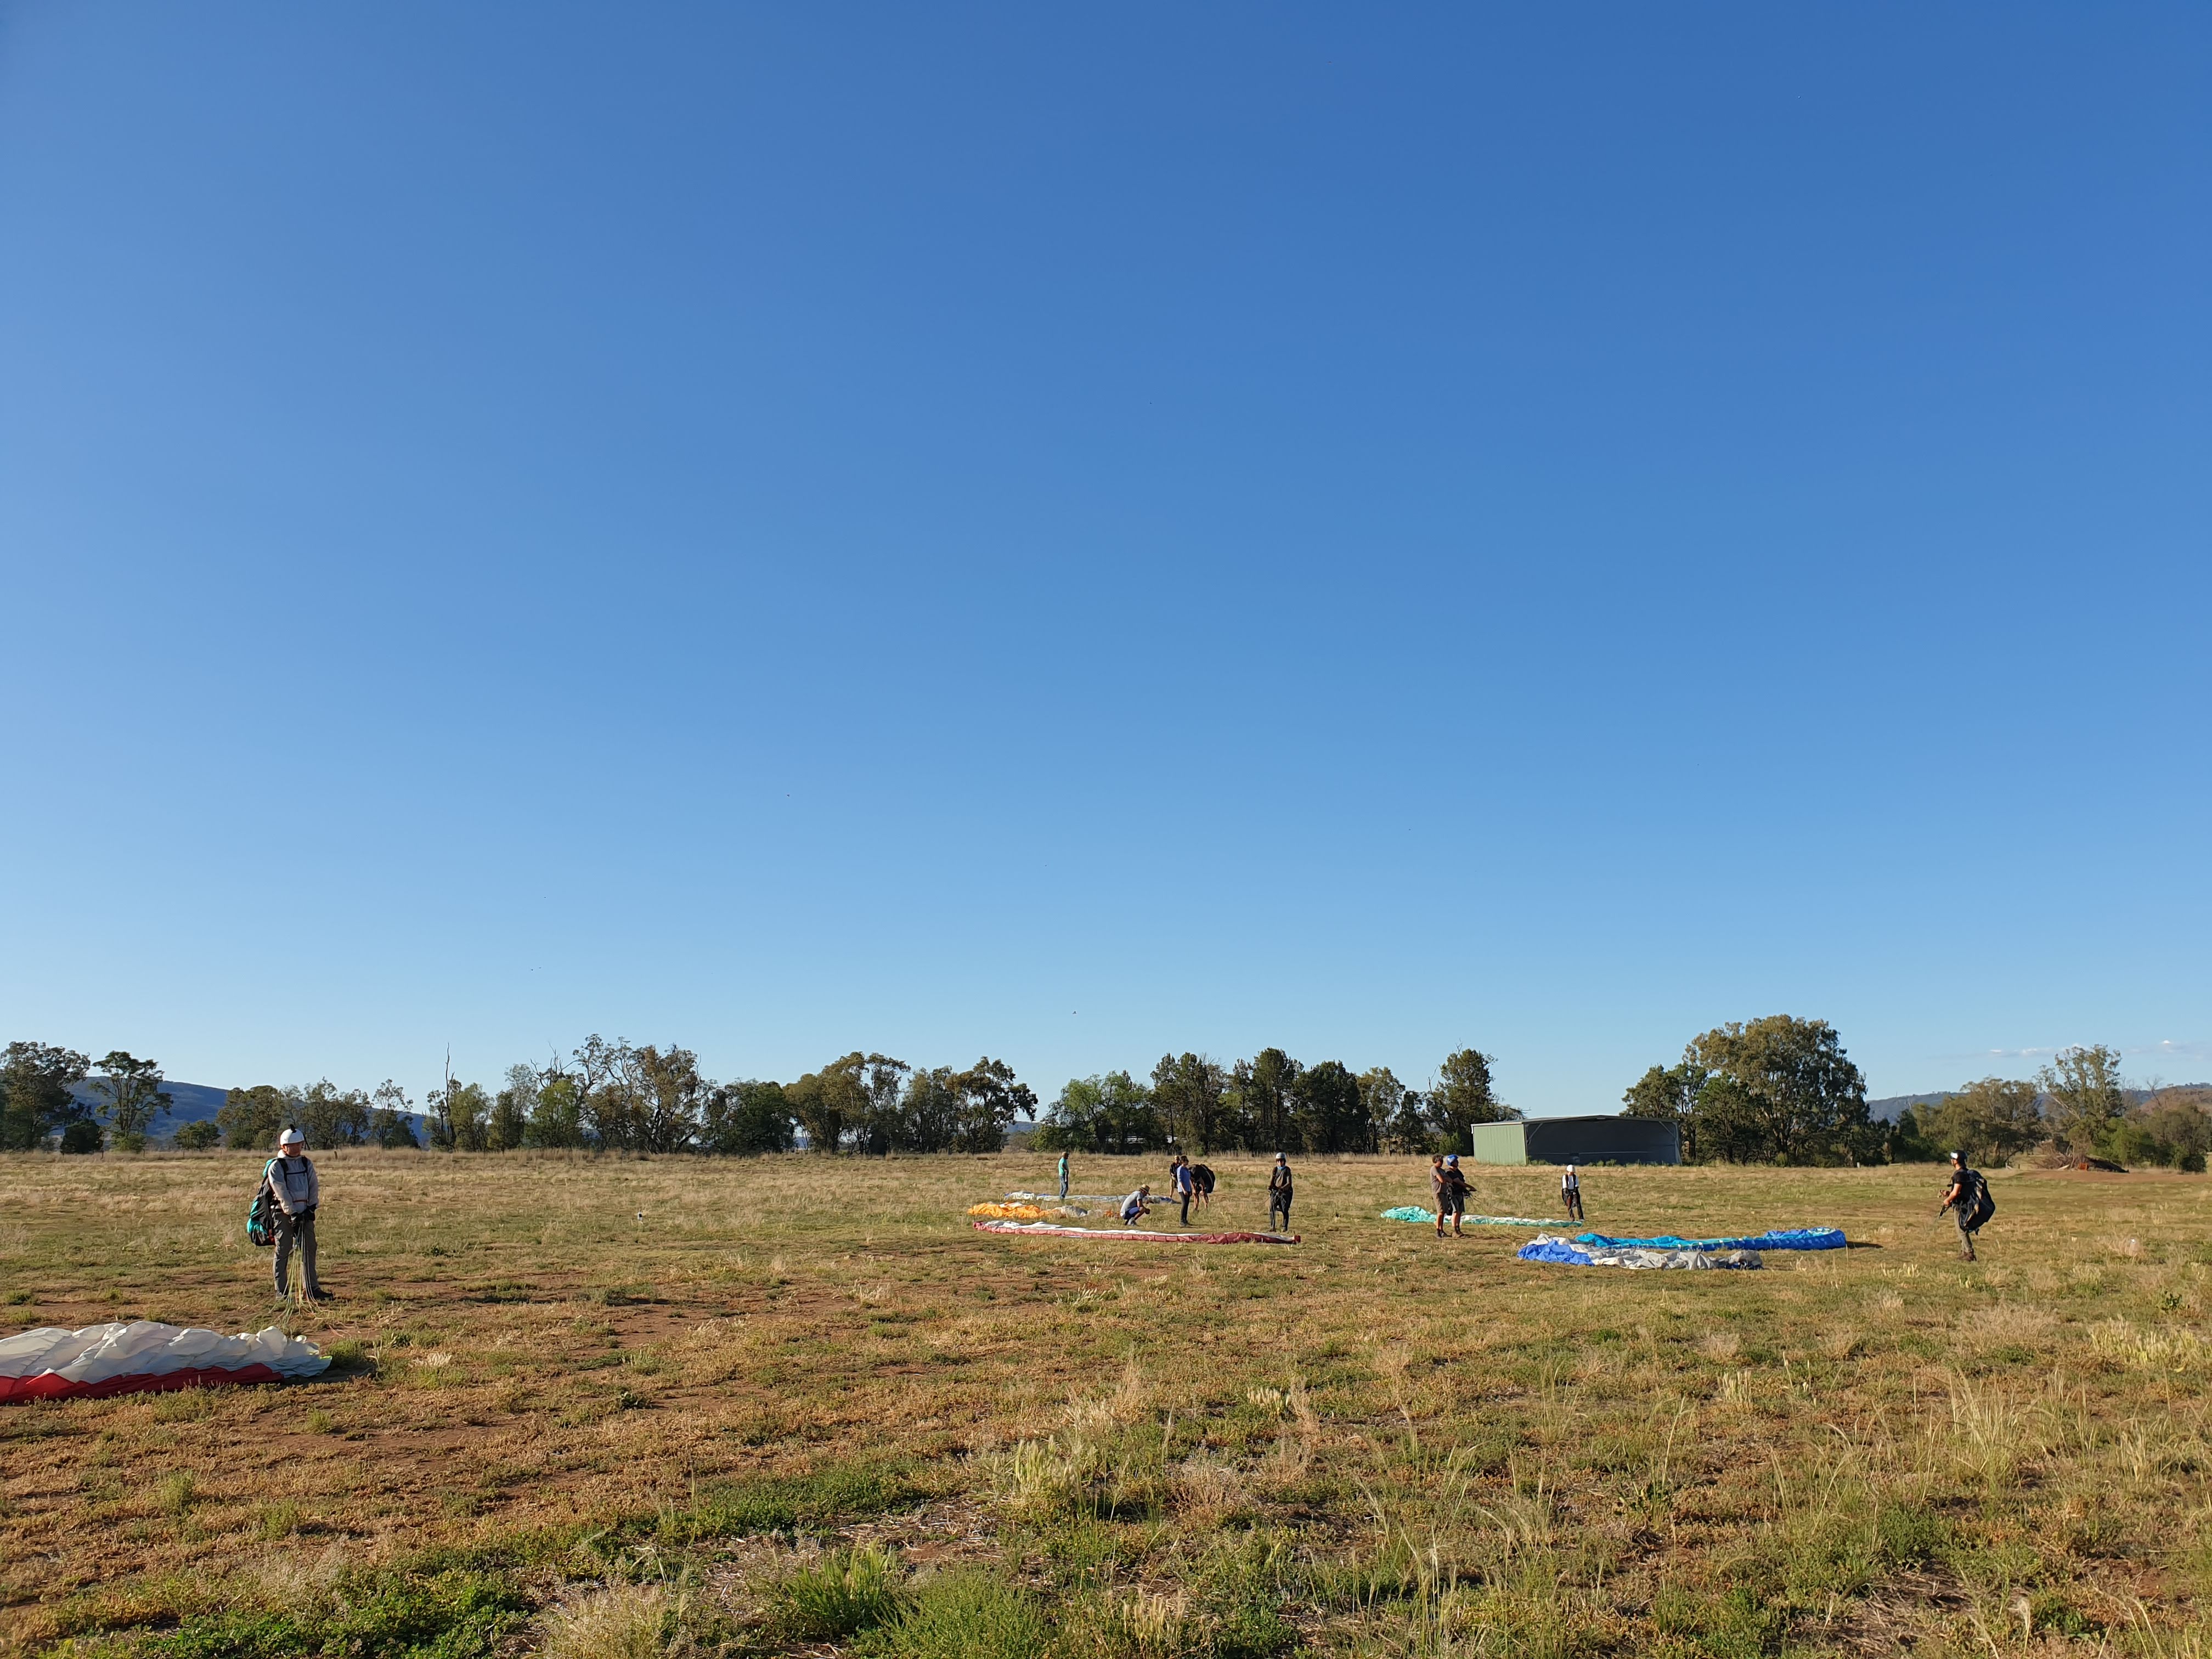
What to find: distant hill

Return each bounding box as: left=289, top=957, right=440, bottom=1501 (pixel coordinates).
left=1870, top=1085, right=2210, bottom=1126
left=70, top=1079, right=230, bottom=1134
left=1869, top=1093, right=1951, bottom=1124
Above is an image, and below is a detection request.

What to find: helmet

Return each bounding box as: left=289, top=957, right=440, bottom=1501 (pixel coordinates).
left=279, top=1127, right=305, bottom=1149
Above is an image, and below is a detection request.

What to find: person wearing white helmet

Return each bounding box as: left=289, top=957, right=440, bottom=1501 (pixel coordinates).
left=261, top=1126, right=325, bottom=1301
left=1267, top=1153, right=1294, bottom=1233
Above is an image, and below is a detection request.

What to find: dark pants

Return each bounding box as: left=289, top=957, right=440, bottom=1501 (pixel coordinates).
left=1269, top=1195, right=1291, bottom=1232
left=1956, top=1212, right=1978, bottom=1260
left=274, top=1208, right=320, bottom=1297
left=1564, top=1190, right=1584, bottom=1220
left=1180, top=1192, right=1192, bottom=1224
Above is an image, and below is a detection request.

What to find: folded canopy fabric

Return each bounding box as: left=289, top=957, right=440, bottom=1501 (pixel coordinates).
left=1379, top=1208, right=1573, bottom=1227
left=974, top=1220, right=1298, bottom=1245
left=1517, top=1234, right=1761, bottom=1271
left=1573, top=1228, right=1846, bottom=1252
left=0, top=1321, right=331, bottom=1403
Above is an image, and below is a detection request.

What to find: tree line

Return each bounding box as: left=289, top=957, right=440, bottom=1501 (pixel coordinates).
left=1621, top=1018, right=2209, bottom=1170
left=1034, top=1048, right=1515, bottom=1155
left=0, top=1035, right=1518, bottom=1156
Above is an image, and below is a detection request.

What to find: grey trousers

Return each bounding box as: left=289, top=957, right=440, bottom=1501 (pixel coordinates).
left=1956, top=1213, right=1978, bottom=1260
left=274, top=1208, right=320, bottom=1296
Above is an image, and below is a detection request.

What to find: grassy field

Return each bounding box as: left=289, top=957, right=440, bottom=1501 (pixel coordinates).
left=1, top=1151, right=2208, bottom=1658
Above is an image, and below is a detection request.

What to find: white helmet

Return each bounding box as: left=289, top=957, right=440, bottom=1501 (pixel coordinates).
left=279, top=1127, right=306, bottom=1149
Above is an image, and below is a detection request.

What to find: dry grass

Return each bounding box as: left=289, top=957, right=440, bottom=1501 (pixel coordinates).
left=0, top=1152, right=2207, bottom=1655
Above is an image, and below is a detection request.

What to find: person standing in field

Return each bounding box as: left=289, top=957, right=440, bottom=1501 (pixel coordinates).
left=1428, top=1154, right=1446, bottom=1233
left=1436, top=1154, right=1469, bottom=1238
left=1172, top=1154, right=1196, bottom=1224
left=1267, top=1153, right=1294, bottom=1233
left=1937, top=1152, right=1992, bottom=1261
left=263, top=1127, right=325, bottom=1302
left=1058, top=1150, right=1070, bottom=1201
left=1560, top=1163, right=1585, bottom=1222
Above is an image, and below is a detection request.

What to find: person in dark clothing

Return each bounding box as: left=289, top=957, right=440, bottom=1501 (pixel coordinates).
left=1192, top=1164, right=1215, bottom=1207
left=1560, top=1163, right=1585, bottom=1222
left=1267, top=1154, right=1294, bottom=1232
left=1436, top=1155, right=1469, bottom=1238
left=263, top=1127, right=326, bottom=1301
left=1429, top=1154, right=1447, bottom=1235
left=1937, top=1152, right=1991, bottom=1261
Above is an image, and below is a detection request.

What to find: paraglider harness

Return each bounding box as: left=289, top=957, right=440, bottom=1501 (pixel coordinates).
left=247, top=1159, right=280, bottom=1248
left=1945, top=1166, right=1995, bottom=1233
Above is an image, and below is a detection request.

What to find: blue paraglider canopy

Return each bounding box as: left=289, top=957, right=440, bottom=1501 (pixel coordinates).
left=1573, top=1227, right=1845, bottom=1252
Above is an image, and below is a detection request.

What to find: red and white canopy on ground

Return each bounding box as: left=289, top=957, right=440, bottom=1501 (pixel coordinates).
left=0, top=1321, right=331, bottom=1403
left=973, top=1220, right=1299, bottom=1245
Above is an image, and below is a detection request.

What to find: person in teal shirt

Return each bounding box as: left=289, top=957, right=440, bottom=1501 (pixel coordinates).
left=1057, top=1152, right=1070, bottom=1200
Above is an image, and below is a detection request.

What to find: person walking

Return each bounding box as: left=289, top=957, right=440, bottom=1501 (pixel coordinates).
left=1057, top=1150, right=1070, bottom=1201
left=1172, top=1154, right=1196, bottom=1225
left=1937, top=1152, right=1992, bottom=1261
left=262, top=1127, right=325, bottom=1302
left=1560, top=1163, right=1585, bottom=1222
left=1437, top=1155, right=1469, bottom=1238
left=1267, top=1153, right=1294, bottom=1233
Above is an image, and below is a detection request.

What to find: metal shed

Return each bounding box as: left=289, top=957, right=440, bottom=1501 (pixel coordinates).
left=1466, top=1115, right=1680, bottom=1166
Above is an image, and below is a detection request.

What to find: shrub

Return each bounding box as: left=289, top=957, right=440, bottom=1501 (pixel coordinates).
left=775, top=1544, right=903, bottom=1640
left=855, top=1570, right=1050, bottom=1659
left=541, top=1582, right=683, bottom=1659
left=172, top=1121, right=223, bottom=1150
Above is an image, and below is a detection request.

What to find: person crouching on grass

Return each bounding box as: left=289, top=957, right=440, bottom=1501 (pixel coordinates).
left=263, top=1127, right=326, bottom=1302
left=1120, top=1184, right=1153, bottom=1227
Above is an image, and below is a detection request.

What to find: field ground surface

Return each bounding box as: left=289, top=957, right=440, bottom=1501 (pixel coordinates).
left=1, top=1152, right=2208, bottom=1657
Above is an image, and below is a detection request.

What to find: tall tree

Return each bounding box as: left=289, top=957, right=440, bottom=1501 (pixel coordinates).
left=949, top=1057, right=1037, bottom=1153
left=1427, top=1048, right=1517, bottom=1153
left=895, top=1066, right=963, bottom=1152
left=1037, top=1071, right=1165, bottom=1154
left=701, top=1080, right=795, bottom=1155
left=0, top=1042, right=91, bottom=1151
left=1684, top=1016, right=1874, bottom=1165
left=625, top=1045, right=708, bottom=1153
left=1293, top=1059, right=1374, bottom=1153
left=1233, top=1049, right=1302, bottom=1152
left=1622, top=1061, right=1710, bottom=1161
left=487, top=1065, right=533, bottom=1151
left=852, top=1054, right=913, bottom=1155
left=297, top=1080, right=371, bottom=1149
left=787, top=1052, right=871, bottom=1152
left=218, top=1085, right=291, bottom=1150
left=2038, top=1044, right=2126, bottom=1154
left=1914, top=1077, right=2046, bottom=1165
left=1150, top=1053, right=1231, bottom=1152
left=369, top=1079, right=421, bottom=1149
left=1359, top=1068, right=1423, bottom=1152
left=88, top=1052, right=173, bottom=1153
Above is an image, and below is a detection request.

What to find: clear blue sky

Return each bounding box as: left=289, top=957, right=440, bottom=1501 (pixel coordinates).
left=4, top=5, right=2207, bottom=1114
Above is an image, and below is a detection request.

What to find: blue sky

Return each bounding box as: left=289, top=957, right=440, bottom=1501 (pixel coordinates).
left=3, top=4, right=2207, bottom=1114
